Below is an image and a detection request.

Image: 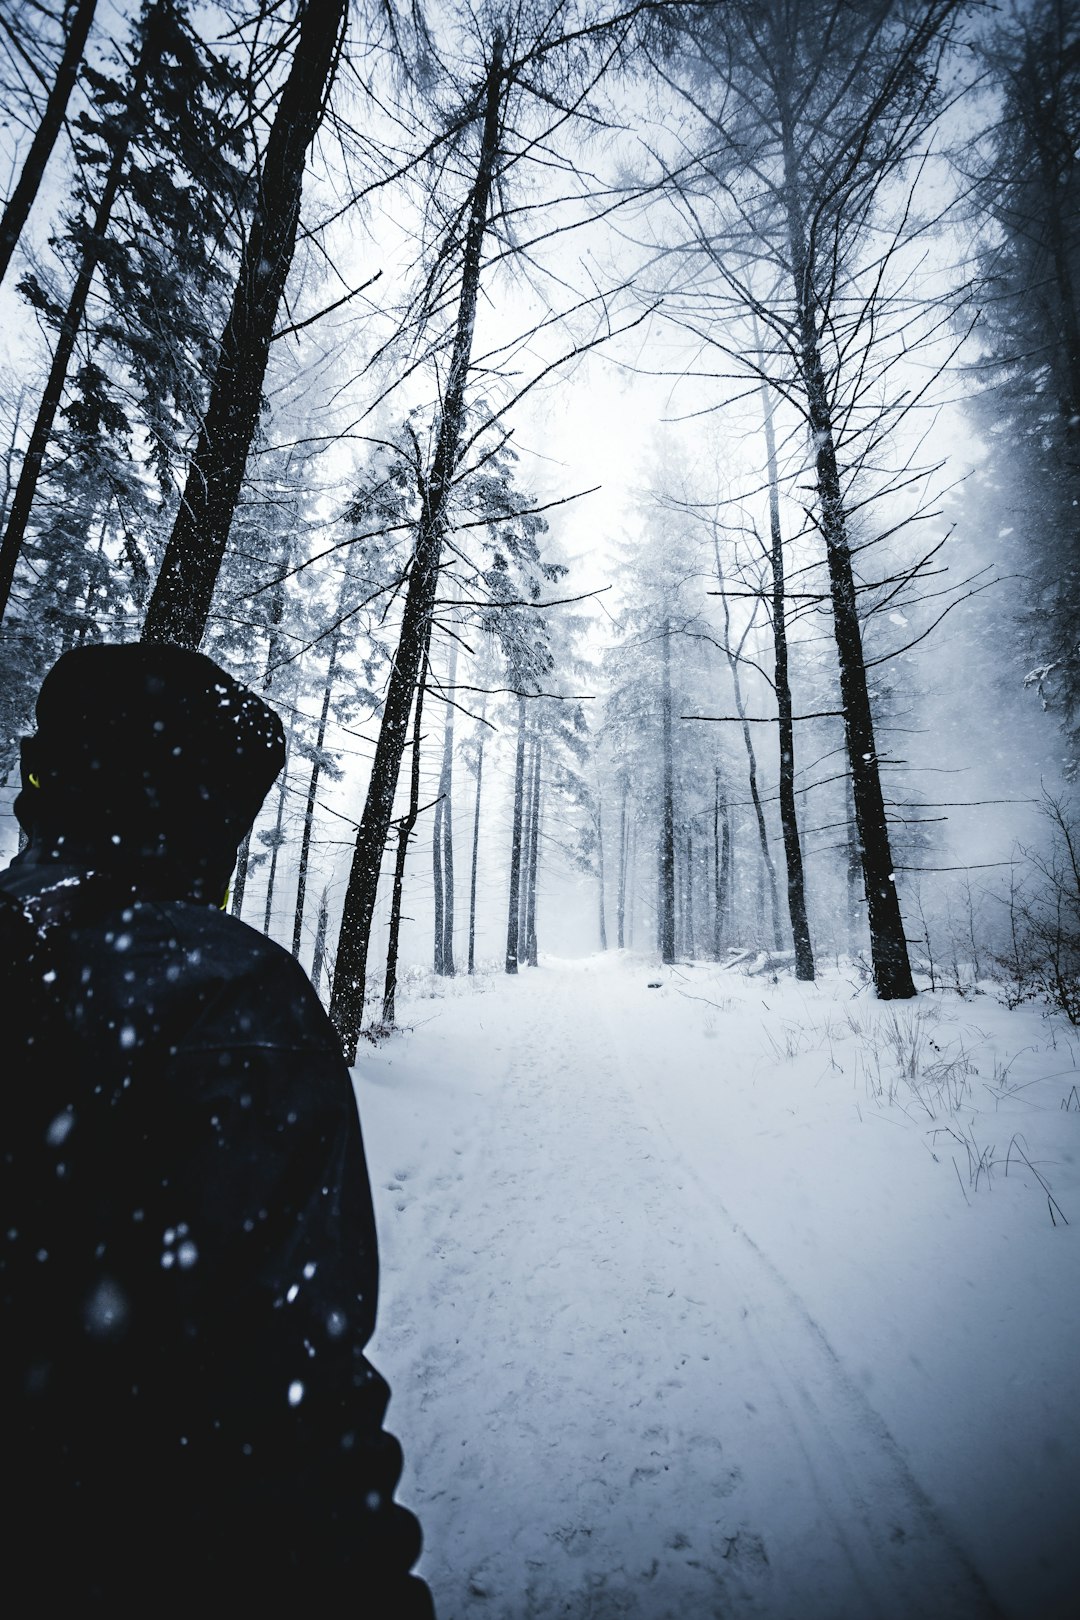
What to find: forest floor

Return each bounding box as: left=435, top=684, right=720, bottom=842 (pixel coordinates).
left=355, top=952, right=1080, bottom=1620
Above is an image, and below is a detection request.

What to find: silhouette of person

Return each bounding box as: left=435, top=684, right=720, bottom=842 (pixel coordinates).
left=0, top=642, right=433, bottom=1614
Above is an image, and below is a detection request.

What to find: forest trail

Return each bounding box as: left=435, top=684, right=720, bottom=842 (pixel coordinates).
left=357, top=957, right=1016, bottom=1620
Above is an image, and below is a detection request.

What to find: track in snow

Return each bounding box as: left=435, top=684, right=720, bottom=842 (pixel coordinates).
left=360, top=961, right=1006, bottom=1620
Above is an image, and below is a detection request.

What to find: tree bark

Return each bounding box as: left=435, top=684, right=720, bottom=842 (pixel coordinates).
left=467, top=713, right=485, bottom=975
left=292, top=626, right=341, bottom=960
left=0, top=0, right=161, bottom=627
left=384, top=644, right=429, bottom=1027
left=310, top=885, right=329, bottom=999
left=290, top=633, right=336, bottom=954
left=141, top=0, right=348, bottom=648
left=518, top=729, right=536, bottom=959
left=432, top=793, right=445, bottom=975
left=779, top=98, right=915, bottom=999
left=329, top=33, right=504, bottom=1060
left=760, top=371, right=815, bottom=979
left=0, top=0, right=99, bottom=288
left=435, top=638, right=458, bottom=974
left=659, top=617, right=676, bottom=964
left=525, top=733, right=541, bottom=967
left=261, top=750, right=289, bottom=938
left=505, top=693, right=527, bottom=975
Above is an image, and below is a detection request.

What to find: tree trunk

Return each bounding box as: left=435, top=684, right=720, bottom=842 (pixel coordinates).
left=467, top=715, right=485, bottom=975
left=659, top=617, right=676, bottom=964
left=329, top=34, right=504, bottom=1060
left=627, top=814, right=637, bottom=948
left=518, top=729, right=537, bottom=959
left=722, top=785, right=734, bottom=942
left=262, top=751, right=289, bottom=939
left=436, top=638, right=457, bottom=975
left=846, top=774, right=862, bottom=952
left=684, top=826, right=696, bottom=959
left=384, top=645, right=429, bottom=1027
left=0, top=0, right=161, bottom=627
left=432, top=793, right=445, bottom=975
left=714, top=539, right=782, bottom=950
left=596, top=783, right=607, bottom=951
left=141, top=0, right=348, bottom=648
left=231, top=833, right=251, bottom=921
left=0, top=0, right=99, bottom=287
left=525, top=734, right=541, bottom=967
left=617, top=780, right=628, bottom=949
left=760, top=371, right=815, bottom=979
left=712, top=767, right=727, bottom=957
left=780, top=105, right=915, bottom=999
left=232, top=561, right=289, bottom=921
left=310, top=886, right=330, bottom=1000
left=505, top=692, right=527, bottom=975
left=292, top=626, right=341, bottom=960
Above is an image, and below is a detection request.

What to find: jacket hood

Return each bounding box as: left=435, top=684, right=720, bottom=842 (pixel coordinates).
left=14, top=643, right=285, bottom=899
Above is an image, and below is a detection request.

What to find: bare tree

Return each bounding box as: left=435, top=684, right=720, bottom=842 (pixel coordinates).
left=643, top=0, right=970, bottom=996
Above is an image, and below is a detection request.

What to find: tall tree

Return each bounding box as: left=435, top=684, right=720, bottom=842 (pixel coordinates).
left=962, top=0, right=1080, bottom=765
left=760, top=373, right=814, bottom=978
left=0, top=0, right=248, bottom=630
left=330, top=30, right=506, bottom=1053
left=651, top=0, right=964, bottom=996
left=141, top=0, right=350, bottom=647
left=505, top=693, right=528, bottom=974
left=0, top=0, right=98, bottom=286
left=0, top=0, right=163, bottom=626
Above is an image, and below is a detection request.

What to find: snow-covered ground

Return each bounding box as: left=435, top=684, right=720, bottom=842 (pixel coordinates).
left=355, top=953, right=1080, bottom=1620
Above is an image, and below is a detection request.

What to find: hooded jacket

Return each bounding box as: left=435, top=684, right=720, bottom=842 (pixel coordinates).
left=0, top=645, right=432, bottom=1614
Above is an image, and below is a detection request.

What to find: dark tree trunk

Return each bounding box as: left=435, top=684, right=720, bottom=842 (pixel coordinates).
left=292, top=627, right=341, bottom=960
left=659, top=618, right=676, bottom=964
left=329, top=34, right=504, bottom=1060
left=0, top=1, right=161, bottom=626
left=0, top=0, right=99, bottom=287
left=467, top=719, right=485, bottom=975
left=780, top=106, right=915, bottom=999
left=141, top=0, right=348, bottom=648
left=384, top=645, right=429, bottom=1027
left=761, top=373, right=815, bottom=979
left=518, top=729, right=536, bottom=958
left=712, top=768, right=727, bottom=957
left=525, top=734, right=541, bottom=968
left=432, top=793, right=445, bottom=975
left=505, top=693, right=527, bottom=975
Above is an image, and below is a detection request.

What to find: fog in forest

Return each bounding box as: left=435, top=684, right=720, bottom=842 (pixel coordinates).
left=0, top=0, right=1077, bottom=1039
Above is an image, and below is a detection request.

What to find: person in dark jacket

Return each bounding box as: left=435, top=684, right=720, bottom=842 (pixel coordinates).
left=0, top=642, right=433, bottom=1614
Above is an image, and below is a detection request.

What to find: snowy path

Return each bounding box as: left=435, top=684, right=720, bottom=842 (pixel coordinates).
left=355, top=957, right=1064, bottom=1619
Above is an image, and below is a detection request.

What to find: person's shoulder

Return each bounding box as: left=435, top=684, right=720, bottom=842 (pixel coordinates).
left=145, top=902, right=341, bottom=1057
